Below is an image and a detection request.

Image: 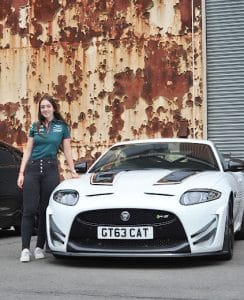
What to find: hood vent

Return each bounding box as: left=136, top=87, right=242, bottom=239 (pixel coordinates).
left=90, top=172, right=117, bottom=185
left=155, top=170, right=197, bottom=185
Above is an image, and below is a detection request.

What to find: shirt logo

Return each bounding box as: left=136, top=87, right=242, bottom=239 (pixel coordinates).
left=53, top=124, right=63, bottom=133
left=34, top=126, right=45, bottom=135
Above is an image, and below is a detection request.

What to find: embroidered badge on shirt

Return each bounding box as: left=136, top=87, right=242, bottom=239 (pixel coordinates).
left=53, top=124, right=63, bottom=133
left=34, top=126, right=45, bottom=135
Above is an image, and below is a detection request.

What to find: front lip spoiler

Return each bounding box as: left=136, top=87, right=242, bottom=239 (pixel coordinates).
left=50, top=250, right=227, bottom=258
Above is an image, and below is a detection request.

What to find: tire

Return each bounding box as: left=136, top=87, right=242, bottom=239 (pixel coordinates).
left=220, top=201, right=234, bottom=260
left=235, top=212, right=244, bottom=240
left=53, top=254, right=66, bottom=259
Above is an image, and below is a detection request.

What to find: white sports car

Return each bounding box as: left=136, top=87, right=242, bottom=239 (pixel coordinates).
left=46, top=138, right=244, bottom=260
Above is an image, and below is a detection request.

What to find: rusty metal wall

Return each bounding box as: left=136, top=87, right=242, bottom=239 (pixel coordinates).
left=0, top=0, right=203, bottom=174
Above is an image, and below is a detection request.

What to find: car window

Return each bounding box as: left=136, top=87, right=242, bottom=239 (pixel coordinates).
left=0, top=147, right=18, bottom=165
left=89, top=142, right=219, bottom=173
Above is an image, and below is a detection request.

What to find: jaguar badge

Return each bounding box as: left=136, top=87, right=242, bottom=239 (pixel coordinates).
left=120, top=211, right=130, bottom=222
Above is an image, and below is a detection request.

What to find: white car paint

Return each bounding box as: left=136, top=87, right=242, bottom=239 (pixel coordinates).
left=46, top=138, right=244, bottom=260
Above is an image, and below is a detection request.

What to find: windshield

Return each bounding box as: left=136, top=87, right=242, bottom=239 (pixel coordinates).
left=89, top=142, right=219, bottom=173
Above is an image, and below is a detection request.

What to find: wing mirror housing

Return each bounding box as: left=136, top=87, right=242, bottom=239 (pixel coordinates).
left=75, top=161, right=88, bottom=174
left=227, top=159, right=244, bottom=172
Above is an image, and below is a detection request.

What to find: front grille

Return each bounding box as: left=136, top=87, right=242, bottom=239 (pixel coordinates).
left=76, top=208, right=176, bottom=226
left=67, top=209, right=190, bottom=253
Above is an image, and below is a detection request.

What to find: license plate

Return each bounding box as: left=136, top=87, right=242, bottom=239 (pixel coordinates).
left=97, top=226, right=153, bottom=239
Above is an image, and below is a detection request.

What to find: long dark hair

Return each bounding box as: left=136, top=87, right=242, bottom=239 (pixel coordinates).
left=37, top=94, right=67, bottom=134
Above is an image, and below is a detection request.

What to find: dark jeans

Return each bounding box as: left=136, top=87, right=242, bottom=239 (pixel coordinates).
left=21, top=159, right=60, bottom=250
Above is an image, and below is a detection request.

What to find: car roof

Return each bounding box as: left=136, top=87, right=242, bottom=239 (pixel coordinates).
left=111, top=138, right=215, bottom=147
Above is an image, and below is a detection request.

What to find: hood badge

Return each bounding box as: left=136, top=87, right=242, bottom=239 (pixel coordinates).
left=120, top=211, right=130, bottom=222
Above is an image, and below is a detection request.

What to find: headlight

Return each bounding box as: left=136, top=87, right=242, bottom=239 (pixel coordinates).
left=53, top=189, right=79, bottom=206
left=180, top=189, right=221, bottom=205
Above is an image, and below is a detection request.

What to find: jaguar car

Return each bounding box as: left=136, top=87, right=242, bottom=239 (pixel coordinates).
left=46, top=138, right=244, bottom=260
left=0, top=140, right=23, bottom=233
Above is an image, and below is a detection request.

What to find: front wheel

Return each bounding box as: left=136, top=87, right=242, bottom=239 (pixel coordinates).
left=235, top=212, right=244, bottom=240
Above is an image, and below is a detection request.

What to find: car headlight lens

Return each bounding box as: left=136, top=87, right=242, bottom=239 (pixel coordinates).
left=53, top=190, right=79, bottom=206
left=180, top=189, right=221, bottom=205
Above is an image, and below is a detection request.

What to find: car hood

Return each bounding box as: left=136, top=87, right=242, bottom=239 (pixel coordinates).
left=57, top=169, right=224, bottom=197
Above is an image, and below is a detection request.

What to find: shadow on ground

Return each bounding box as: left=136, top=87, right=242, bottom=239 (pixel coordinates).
left=0, top=228, right=20, bottom=238
left=47, top=252, right=224, bottom=269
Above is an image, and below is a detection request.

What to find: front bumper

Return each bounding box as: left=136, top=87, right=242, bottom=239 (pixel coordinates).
left=51, top=249, right=227, bottom=258
left=47, top=206, right=227, bottom=257
left=47, top=192, right=227, bottom=257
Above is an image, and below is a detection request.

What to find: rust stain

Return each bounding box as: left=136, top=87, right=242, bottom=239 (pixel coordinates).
left=65, top=0, right=77, bottom=8
left=33, top=92, right=42, bottom=104
left=134, top=119, right=175, bottom=139
left=65, top=60, right=83, bottom=102
left=186, top=93, right=193, bottom=107
left=195, top=96, right=202, bottom=106
left=5, top=9, right=20, bottom=35
left=193, top=0, right=202, bottom=30
left=30, top=20, right=43, bottom=48
left=0, top=0, right=204, bottom=172
left=145, top=106, right=154, bottom=119
left=156, top=106, right=168, bottom=114
left=78, top=112, right=86, bottom=122
left=107, top=36, right=193, bottom=139
left=57, top=0, right=131, bottom=50
left=12, top=0, right=29, bottom=9
left=0, top=24, right=3, bottom=39
left=0, top=102, right=28, bottom=145
left=113, top=0, right=131, bottom=12
left=108, top=98, right=125, bottom=142
left=176, top=0, right=192, bottom=34
left=161, top=122, right=174, bottom=138
left=53, top=75, right=67, bottom=101
left=87, top=123, right=97, bottom=140
left=142, top=40, right=192, bottom=106
left=113, top=68, right=144, bottom=109
left=176, top=0, right=202, bottom=34
left=98, top=90, right=107, bottom=99
left=0, top=102, right=20, bottom=117
left=0, top=1, right=12, bottom=21
left=177, top=119, right=189, bottom=137
left=33, top=0, right=61, bottom=23
left=1, top=0, right=29, bottom=35
left=134, top=0, right=154, bottom=17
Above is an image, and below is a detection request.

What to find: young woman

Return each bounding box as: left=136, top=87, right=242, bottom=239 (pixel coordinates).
left=17, top=94, right=79, bottom=262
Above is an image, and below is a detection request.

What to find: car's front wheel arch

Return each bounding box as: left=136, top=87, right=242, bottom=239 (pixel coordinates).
left=220, top=196, right=234, bottom=260
left=235, top=209, right=244, bottom=240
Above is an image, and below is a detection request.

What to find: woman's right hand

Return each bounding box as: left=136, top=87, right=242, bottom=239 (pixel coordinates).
left=17, top=173, right=24, bottom=189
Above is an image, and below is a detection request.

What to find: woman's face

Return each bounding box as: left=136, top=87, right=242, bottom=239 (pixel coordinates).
left=40, top=99, right=55, bottom=121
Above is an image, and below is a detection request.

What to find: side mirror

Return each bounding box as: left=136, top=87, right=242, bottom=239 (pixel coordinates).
left=227, top=159, right=244, bottom=172
left=75, top=161, right=88, bottom=174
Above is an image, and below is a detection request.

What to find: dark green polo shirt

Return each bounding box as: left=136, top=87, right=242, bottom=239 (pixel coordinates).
left=29, top=119, right=70, bottom=160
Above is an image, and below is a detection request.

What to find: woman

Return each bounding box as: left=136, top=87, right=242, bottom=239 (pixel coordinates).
left=17, top=94, right=79, bottom=262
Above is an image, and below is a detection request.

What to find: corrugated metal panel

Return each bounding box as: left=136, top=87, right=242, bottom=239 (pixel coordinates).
left=0, top=0, right=204, bottom=175
left=206, top=0, right=244, bottom=159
